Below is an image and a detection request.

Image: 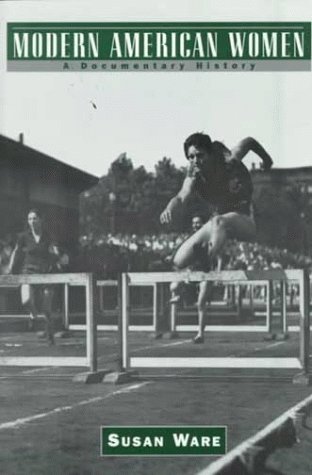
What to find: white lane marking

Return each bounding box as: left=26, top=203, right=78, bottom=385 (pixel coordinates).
left=98, top=338, right=191, bottom=361
left=135, top=340, right=191, bottom=352
left=20, top=339, right=286, bottom=373
left=230, top=340, right=285, bottom=357
left=22, top=367, right=54, bottom=374
left=12, top=337, right=288, bottom=376
left=254, top=341, right=285, bottom=351
left=196, top=392, right=312, bottom=475
left=0, top=382, right=149, bottom=431
left=11, top=338, right=190, bottom=376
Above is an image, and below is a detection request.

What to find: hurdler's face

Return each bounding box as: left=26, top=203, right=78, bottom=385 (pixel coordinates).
left=28, top=212, right=41, bottom=232
left=187, top=145, right=215, bottom=173
left=192, top=217, right=203, bottom=232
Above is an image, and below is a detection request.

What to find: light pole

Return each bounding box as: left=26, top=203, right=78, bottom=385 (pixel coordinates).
left=109, top=191, right=116, bottom=234
left=300, top=211, right=306, bottom=254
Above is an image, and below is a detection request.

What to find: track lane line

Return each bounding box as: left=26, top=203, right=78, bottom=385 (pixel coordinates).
left=196, top=392, right=312, bottom=475
left=97, top=337, right=192, bottom=362
left=0, top=337, right=191, bottom=378
left=3, top=334, right=290, bottom=377
left=0, top=382, right=149, bottom=431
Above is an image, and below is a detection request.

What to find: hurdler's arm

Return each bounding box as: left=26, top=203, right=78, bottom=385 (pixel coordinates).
left=160, top=175, right=195, bottom=225
left=230, top=137, right=273, bottom=170
left=7, top=243, right=22, bottom=274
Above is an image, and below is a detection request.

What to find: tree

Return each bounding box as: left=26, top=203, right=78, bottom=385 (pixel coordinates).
left=253, top=183, right=309, bottom=252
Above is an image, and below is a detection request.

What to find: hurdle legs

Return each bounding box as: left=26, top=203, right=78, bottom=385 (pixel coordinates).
left=86, top=274, right=97, bottom=372
left=102, top=272, right=138, bottom=384
left=299, top=270, right=310, bottom=372
left=265, top=280, right=289, bottom=341
left=293, top=270, right=311, bottom=385
left=170, top=302, right=176, bottom=333
left=64, top=283, right=69, bottom=329
left=121, top=273, right=130, bottom=370
left=249, top=284, right=254, bottom=317
left=74, top=273, right=113, bottom=383
left=236, top=285, right=243, bottom=322
left=230, top=285, right=236, bottom=306
left=153, top=282, right=162, bottom=337
left=154, top=283, right=173, bottom=338
left=169, top=301, right=179, bottom=339
left=277, top=280, right=289, bottom=340
left=264, top=281, right=274, bottom=340
left=99, top=285, right=104, bottom=313
left=152, top=283, right=157, bottom=332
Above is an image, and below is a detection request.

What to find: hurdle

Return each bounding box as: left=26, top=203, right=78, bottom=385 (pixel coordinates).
left=120, top=270, right=311, bottom=384
left=0, top=273, right=97, bottom=372
left=170, top=278, right=305, bottom=336
left=67, top=280, right=158, bottom=332
left=169, top=281, right=269, bottom=335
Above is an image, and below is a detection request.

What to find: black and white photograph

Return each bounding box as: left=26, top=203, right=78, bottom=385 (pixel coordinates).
left=0, top=1, right=312, bottom=474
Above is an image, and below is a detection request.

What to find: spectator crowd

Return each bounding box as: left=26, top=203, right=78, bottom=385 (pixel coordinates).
left=77, top=232, right=312, bottom=277
left=1, top=231, right=311, bottom=278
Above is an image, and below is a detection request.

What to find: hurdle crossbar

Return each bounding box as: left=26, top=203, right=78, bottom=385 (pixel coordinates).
left=129, top=271, right=299, bottom=335
left=0, top=273, right=89, bottom=285
left=121, top=270, right=310, bottom=374
left=126, top=269, right=302, bottom=284
left=0, top=273, right=96, bottom=371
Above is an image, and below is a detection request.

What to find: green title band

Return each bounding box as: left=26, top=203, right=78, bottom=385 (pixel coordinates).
left=101, top=426, right=227, bottom=456
left=7, top=22, right=311, bottom=72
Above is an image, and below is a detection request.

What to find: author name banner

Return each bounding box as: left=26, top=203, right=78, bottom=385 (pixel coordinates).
left=101, top=426, right=227, bottom=456
left=7, top=22, right=311, bottom=72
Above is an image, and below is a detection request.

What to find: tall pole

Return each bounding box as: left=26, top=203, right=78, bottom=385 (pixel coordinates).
left=109, top=191, right=116, bottom=234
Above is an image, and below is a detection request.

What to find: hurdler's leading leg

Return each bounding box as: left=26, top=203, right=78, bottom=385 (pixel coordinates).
left=193, top=281, right=213, bottom=344
left=170, top=281, right=184, bottom=303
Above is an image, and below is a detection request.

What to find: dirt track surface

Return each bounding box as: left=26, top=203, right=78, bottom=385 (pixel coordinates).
left=0, top=331, right=311, bottom=474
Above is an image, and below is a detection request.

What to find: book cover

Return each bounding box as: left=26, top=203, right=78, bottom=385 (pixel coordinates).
left=0, top=1, right=311, bottom=474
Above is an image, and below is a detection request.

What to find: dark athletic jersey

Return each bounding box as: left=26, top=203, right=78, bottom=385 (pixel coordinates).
left=16, top=230, right=56, bottom=273
left=187, top=157, right=253, bottom=215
